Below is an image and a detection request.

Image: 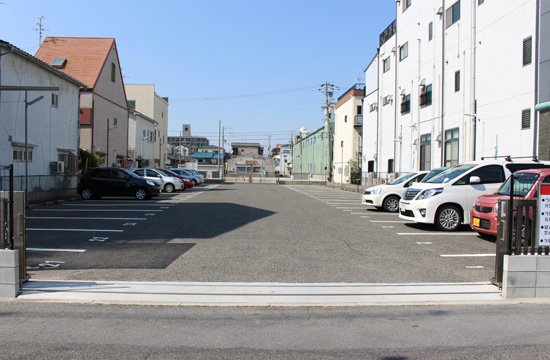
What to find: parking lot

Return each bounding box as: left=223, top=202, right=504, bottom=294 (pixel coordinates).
left=24, top=183, right=497, bottom=284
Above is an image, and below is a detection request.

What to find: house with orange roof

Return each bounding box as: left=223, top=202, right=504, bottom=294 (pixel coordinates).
left=35, top=37, right=129, bottom=168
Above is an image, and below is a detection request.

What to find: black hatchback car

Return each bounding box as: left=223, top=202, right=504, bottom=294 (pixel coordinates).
left=77, top=167, right=161, bottom=200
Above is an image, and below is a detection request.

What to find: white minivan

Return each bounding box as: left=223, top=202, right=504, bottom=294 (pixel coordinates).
left=398, top=159, right=550, bottom=231
left=361, top=171, right=428, bottom=212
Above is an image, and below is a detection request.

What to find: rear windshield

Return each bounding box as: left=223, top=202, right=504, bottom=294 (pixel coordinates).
left=496, top=172, right=540, bottom=197
left=426, top=164, right=477, bottom=183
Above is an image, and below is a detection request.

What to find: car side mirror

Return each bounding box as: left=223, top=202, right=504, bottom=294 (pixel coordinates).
left=469, top=176, right=481, bottom=184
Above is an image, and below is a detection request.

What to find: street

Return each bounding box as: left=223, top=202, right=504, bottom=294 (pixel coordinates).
left=24, top=183, right=496, bottom=283
left=1, top=301, right=550, bottom=359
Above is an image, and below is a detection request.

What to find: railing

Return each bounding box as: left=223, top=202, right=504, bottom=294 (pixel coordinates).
left=354, top=115, right=363, bottom=127
left=1, top=174, right=78, bottom=192
left=379, top=20, right=396, bottom=47
left=337, top=84, right=365, bottom=102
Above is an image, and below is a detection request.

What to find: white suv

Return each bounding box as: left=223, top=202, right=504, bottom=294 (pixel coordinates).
left=362, top=171, right=428, bottom=212
left=398, top=160, right=550, bottom=231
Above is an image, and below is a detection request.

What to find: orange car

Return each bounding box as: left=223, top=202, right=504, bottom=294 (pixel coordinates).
left=470, top=168, right=550, bottom=237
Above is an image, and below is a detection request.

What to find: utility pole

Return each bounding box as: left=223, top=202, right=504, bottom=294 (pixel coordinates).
left=319, top=82, right=336, bottom=182
left=218, top=120, right=221, bottom=179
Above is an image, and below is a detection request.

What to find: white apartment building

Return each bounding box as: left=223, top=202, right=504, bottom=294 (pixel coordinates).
left=125, top=84, right=170, bottom=167
left=363, top=0, right=541, bottom=181
left=128, top=109, right=157, bottom=168
left=333, top=84, right=364, bottom=184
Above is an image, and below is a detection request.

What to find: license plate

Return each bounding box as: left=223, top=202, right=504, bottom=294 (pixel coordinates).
left=473, top=217, right=480, bottom=227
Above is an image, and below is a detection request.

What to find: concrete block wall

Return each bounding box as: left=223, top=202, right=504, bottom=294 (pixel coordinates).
left=503, top=255, right=550, bottom=299
left=0, top=250, right=20, bottom=298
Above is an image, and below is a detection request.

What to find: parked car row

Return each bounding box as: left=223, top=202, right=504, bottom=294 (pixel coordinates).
left=77, top=167, right=205, bottom=200
left=362, top=159, right=550, bottom=236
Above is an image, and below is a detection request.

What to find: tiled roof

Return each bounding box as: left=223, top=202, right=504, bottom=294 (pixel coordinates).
left=35, top=37, right=116, bottom=89
left=0, top=39, right=86, bottom=88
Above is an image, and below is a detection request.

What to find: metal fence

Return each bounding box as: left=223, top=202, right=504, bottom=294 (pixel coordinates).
left=493, top=198, right=550, bottom=288
left=1, top=174, right=78, bottom=192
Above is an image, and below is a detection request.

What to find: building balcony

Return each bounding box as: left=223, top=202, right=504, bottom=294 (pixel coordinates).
left=354, top=115, right=363, bottom=128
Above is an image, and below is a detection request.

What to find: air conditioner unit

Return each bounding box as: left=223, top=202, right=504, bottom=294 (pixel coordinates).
left=50, top=161, right=64, bottom=174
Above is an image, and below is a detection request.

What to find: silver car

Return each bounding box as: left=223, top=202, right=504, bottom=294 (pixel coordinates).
left=132, top=168, right=184, bottom=193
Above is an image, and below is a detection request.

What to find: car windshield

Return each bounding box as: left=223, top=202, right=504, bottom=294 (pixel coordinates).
left=122, top=169, right=142, bottom=179
left=389, top=173, right=417, bottom=185
left=156, top=170, right=171, bottom=177
left=496, top=172, right=540, bottom=197
left=426, top=163, right=477, bottom=183
left=421, top=168, right=446, bottom=182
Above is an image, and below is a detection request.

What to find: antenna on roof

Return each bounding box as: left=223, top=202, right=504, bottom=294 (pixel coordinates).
left=33, top=15, right=48, bottom=46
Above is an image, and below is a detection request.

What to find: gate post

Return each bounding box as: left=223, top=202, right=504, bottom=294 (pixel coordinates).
left=493, top=199, right=511, bottom=288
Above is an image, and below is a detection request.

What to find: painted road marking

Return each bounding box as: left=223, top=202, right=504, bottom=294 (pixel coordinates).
left=27, top=217, right=147, bottom=220
left=62, top=204, right=174, bottom=207
left=32, top=209, right=163, bottom=212
left=441, top=254, right=495, bottom=257
left=416, top=242, right=433, bottom=245
left=398, top=232, right=478, bottom=236
left=370, top=220, right=411, bottom=223
left=466, top=266, right=486, bottom=269
left=27, top=248, right=86, bottom=253
left=26, top=228, right=123, bottom=232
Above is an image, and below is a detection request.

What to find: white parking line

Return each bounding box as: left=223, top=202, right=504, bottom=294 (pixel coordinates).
left=441, top=254, right=495, bottom=257
left=370, top=220, right=411, bottom=223
left=26, top=228, right=124, bottom=232
left=62, top=204, right=174, bottom=207
left=27, top=248, right=86, bottom=253
left=27, top=217, right=147, bottom=220
left=32, top=209, right=163, bottom=212
left=398, top=232, right=478, bottom=236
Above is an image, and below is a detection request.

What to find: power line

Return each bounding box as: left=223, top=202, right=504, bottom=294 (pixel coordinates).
left=169, top=85, right=319, bottom=102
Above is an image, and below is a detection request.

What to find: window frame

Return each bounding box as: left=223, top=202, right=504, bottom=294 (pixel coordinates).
left=399, top=42, right=408, bottom=62
left=383, top=57, right=390, bottom=73
left=446, top=0, right=461, bottom=29
left=444, top=128, right=459, bottom=167
left=420, top=84, right=433, bottom=108
left=454, top=70, right=460, bottom=92
left=400, top=94, right=411, bottom=114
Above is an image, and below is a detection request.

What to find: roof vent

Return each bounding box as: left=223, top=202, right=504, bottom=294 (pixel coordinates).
left=51, top=58, right=67, bottom=69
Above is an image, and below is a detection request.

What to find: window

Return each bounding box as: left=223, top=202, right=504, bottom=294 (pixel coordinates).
left=345, top=115, right=348, bottom=123
left=455, top=165, right=505, bottom=185
left=420, top=134, right=431, bottom=171
left=446, top=0, right=460, bottom=28
left=383, top=57, right=390, bottom=73
left=113, top=118, right=118, bottom=126
left=401, top=94, right=411, bottom=114
left=403, top=0, right=411, bottom=12
left=58, top=152, right=70, bottom=172
left=428, top=22, right=433, bottom=41
left=478, top=0, right=484, bottom=4
left=522, top=109, right=531, bottom=129
left=12, top=148, right=33, bottom=162
left=370, top=103, right=378, bottom=112
left=455, top=71, right=460, bottom=92
left=399, top=42, right=408, bottom=61
left=523, top=37, right=532, bottom=66
left=357, top=105, right=362, bottom=115
left=420, top=84, right=432, bottom=107
left=444, top=128, right=459, bottom=167
left=51, top=93, right=58, bottom=107
left=111, top=63, right=116, bottom=83
left=128, top=100, right=136, bottom=110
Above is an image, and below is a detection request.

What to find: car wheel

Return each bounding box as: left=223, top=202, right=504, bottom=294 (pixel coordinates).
left=164, top=183, right=175, bottom=193
left=81, top=188, right=94, bottom=200
left=435, top=205, right=462, bottom=231
left=135, top=188, right=149, bottom=200
left=382, top=195, right=400, bottom=213
left=193, top=179, right=198, bottom=186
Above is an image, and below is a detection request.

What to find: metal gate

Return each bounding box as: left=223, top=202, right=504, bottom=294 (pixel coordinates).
left=0, top=165, right=27, bottom=281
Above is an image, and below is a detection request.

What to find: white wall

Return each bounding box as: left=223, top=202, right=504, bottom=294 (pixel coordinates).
left=0, top=47, right=81, bottom=184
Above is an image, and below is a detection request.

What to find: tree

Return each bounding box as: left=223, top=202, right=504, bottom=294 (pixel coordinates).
left=78, top=148, right=99, bottom=173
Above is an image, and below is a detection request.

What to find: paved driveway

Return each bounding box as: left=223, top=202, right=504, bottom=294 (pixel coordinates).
left=24, top=183, right=496, bottom=283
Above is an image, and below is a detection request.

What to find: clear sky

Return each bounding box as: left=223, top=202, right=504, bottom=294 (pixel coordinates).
left=1, top=0, right=396, bottom=152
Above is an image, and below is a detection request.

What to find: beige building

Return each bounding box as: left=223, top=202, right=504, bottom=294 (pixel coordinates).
left=125, top=84, right=169, bottom=167
left=333, top=84, right=365, bottom=184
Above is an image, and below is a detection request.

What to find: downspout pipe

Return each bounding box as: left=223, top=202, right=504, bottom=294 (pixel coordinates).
left=533, top=0, right=541, bottom=159
left=440, top=0, right=446, bottom=167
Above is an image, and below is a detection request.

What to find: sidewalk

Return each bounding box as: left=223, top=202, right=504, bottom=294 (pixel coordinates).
left=15, top=280, right=504, bottom=306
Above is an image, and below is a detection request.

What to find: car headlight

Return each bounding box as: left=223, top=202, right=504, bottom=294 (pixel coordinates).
left=146, top=180, right=156, bottom=186
left=417, top=188, right=443, bottom=200
left=494, top=202, right=499, bottom=213
left=364, top=188, right=381, bottom=195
